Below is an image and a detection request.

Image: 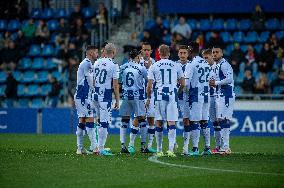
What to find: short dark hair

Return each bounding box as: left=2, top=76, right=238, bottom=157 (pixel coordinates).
left=129, top=49, right=140, bottom=59
left=212, top=45, right=223, bottom=51
left=188, top=41, right=199, bottom=54
left=201, top=48, right=212, bottom=55
left=85, top=45, right=98, bottom=52
left=141, top=42, right=151, bottom=47
left=178, top=45, right=188, bottom=51
left=101, top=42, right=108, bottom=48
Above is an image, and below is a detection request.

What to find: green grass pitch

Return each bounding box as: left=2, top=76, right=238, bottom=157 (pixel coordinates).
left=0, top=134, right=284, bottom=188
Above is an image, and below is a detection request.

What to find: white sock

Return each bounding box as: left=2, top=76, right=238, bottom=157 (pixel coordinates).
left=183, top=126, right=191, bottom=154
left=168, top=125, right=176, bottom=152
left=129, top=126, right=139, bottom=147
left=120, top=120, right=128, bottom=147
left=201, top=123, right=210, bottom=148
left=76, top=126, right=84, bottom=150
left=191, top=123, right=200, bottom=149
left=139, top=120, right=147, bottom=148
left=214, top=130, right=221, bottom=149
left=222, top=128, right=230, bottom=149
left=98, top=126, right=108, bottom=152
left=147, top=125, right=155, bottom=148
left=155, top=127, right=163, bottom=152
left=86, top=127, right=97, bottom=151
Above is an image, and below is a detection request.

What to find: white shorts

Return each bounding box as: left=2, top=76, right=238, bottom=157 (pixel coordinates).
left=178, top=99, right=190, bottom=119
left=146, top=97, right=155, bottom=118
left=155, top=100, right=179, bottom=122
left=216, top=94, right=235, bottom=121
left=74, top=98, right=93, bottom=118
left=93, top=101, right=112, bottom=123
left=189, top=101, right=210, bottom=121
left=209, top=96, right=217, bottom=122
left=120, top=99, right=146, bottom=117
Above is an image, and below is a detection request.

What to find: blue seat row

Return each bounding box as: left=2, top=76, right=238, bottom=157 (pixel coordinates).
left=18, top=57, right=57, bottom=70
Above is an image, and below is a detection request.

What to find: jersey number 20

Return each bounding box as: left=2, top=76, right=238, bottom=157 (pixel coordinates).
left=94, top=68, right=107, bottom=84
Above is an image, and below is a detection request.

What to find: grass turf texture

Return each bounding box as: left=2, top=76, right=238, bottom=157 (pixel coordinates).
left=0, top=134, right=284, bottom=188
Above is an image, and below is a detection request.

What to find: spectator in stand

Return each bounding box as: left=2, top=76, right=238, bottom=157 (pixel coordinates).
left=123, top=32, right=140, bottom=54
left=15, top=0, right=29, bottom=20
left=251, top=4, right=265, bottom=31
left=70, top=18, right=88, bottom=47
left=89, top=17, right=99, bottom=35
left=196, top=33, right=204, bottom=49
left=230, top=43, right=245, bottom=74
left=254, top=72, right=270, bottom=94
left=272, top=56, right=284, bottom=88
left=22, top=18, right=36, bottom=42
left=245, top=44, right=258, bottom=64
left=15, top=30, right=28, bottom=57
left=259, top=42, right=275, bottom=73
left=69, top=5, right=83, bottom=26
left=150, top=16, right=168, bottom=49
left=1, top=41, right=20, bottom=70
left=172, top=16, right=192, bottom=40
left=97, top=2, right=108, bottom=39
left=140, top=30, right=156, bottom=49
left=4, top=71, right=18, bottom=107
left=56, top=18, right=70, bottom=46
left=67, top=56, right=79, bottom=106
left=241, top=69, right=255, bottom=94
left=267, top=33, right=279, bottom=54
left=207, top=31, right=224, bottom=49
left=0, top=31, right=12, bottom=50
left=242, top=59, right=254, bottom=73
left=35, top=20, right=50, bottom=45
left=66, top=42, right=81, bottom=62
left=48, top=76, right=61, bottom=108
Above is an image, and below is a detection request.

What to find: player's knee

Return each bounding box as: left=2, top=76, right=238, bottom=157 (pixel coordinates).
left=121, top=118, right=130, bottom=128
left=85, top=122, right=94, bottom=128
left=138, top=117, right=146, bottom=127
left=100, top=122, right=109, bottom=128
left=77, top=122, right=86, bottom=130
left=200, top=120, right=208, bottom=129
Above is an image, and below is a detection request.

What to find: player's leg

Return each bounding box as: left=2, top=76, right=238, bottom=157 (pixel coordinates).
left=98, top=101, right=114, bottom=155
left=165, top=100, right=179, bottom=157
left=181, top=100, right=191, bottom=155
left=200, top=102, right=211, bottom=155
left=189, top=102, right=202, bottom=156
left=119, top=100, right=131, bottom=153
left=210, top=96, right=221, bottom=153
left=154, top=101, right=164, bottom=156
left=146, top=98, right=156, bottom=151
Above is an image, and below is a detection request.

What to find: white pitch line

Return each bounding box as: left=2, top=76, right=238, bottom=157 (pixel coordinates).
left=148, top=156, right=284, bottom=176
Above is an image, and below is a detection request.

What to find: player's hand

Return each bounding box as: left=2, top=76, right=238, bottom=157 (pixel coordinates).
left=144, top=59, right=152, bottom=69
left=145, top=98, right=151, bottom=109
left=113, top=101, right=119, bottom=110
left=209, top=79, right=216, bottom=87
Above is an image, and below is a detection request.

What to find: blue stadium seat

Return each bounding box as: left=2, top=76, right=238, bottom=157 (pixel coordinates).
left=162, top=19, right=170, bottom=29
left=281, top=18, right=284, bottom=29
left=32, top=58, right=45, bottom=70
left=28, top=45, right=41, bottom=57
left=239, top=19, right=251, bottom=30
left=225, top=18, right=237, bottom=30
left=273, top=86, right=284, bottom=94
left=220, top=31, right=231, bottom=43
left=232, top=31, right=244, bottom=42
left=239, top=62, right=245, bottom=73
left=45, top=58, right=57, bottom=69
left=253, top=72, right=260, bottom=80
left=244, top=31, right=258, bottom=43
left=41, top=84, right=52, bottom=95
left=47, top=19, right=59, bottom=31
left=0, top=71, right=7, bottom=83
left=240, top=44, right=248, bottom=52
left=275, top=31, right=284, bottom=40
left=31, top=98, right=44, bottom=108
left=11, top=32, right=18, bottom=40
left=252, top=62, right=258, bottom=75
left=266, top=18, right=280, bottom=30
left=17, top=84, right=26, bottom=97
left=212, top=19, right=224, bottom=30
left=234, top=86, right=243, bottom=95
left=82, top=7, right=94, bottom=18
left=51, top=71, right=62, bottom=81
left=145, top=19, right=155, bottom=30
left=187, top=19, right=197, bottom=30
left=18, top=98, right=29, bottom=107
left=0, top=85, right=5, bottom=96
left=267, top=72, right=278, bottom=83
left=31, top=8, right=42, bottom=19
left=42, top=45, right=54, bottom=57
left=224, top=44, right=234, bottom=56
left=12, top=71, right=22, bottom=82
left=56, top=8, right=67, bottom=18
left=259, top=31, right=269, bottom=42
left=27, top=84, right=39, bottom=96
left=36, top=71, right=49, bottom=83
left=205, top=32, right=212, bottom=42
left=8, top=20, right=20, bottom=31
left=200, top=19, right=211, bottom=31
left=18, top=57, right=32, bottom=70
left=22, top=71, right=35, bottom=83
left=162, top=34, right=171, bottom=45
left=0, top=20, right=7, bottom=31
left=42, top=8, right=54, bottom=19
left=236, top=72, right=244, bottom=84
left=254, top=43, right=262, bottom=53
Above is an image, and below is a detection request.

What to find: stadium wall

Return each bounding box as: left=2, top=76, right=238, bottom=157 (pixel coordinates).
left=0, top=101, right=284, bottom=136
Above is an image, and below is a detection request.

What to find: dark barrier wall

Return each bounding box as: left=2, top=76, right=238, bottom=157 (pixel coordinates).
left=157, top=0, right=284, bottom=13
left=0, top=108, right=283, bottom=136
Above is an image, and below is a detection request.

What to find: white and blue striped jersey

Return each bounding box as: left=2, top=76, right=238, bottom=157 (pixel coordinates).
left=177, top=60, right=190, bottom=100
left=75, top=58, right=94, bottom=104
left=209, top=62, right=219, bottom=97
left=148, top=58, right=184, bottom=101
left=140, top=57, right=155, bottom=68
left=215, top=58, right=235, bottom=104
left=93, top=57, right=119, bottom=102
left=184, top=56, right=210, bottom=104
left=120, top=60, right=147, bottom=100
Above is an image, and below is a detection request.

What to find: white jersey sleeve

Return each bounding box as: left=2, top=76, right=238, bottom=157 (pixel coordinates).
left=216, top=59, right=234, bottom=86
